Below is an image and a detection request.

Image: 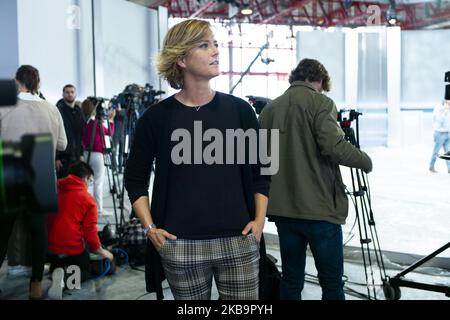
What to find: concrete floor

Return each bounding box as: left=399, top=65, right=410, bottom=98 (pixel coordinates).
left=1, top=136, right=449, bottom=300
left=1, top=242, right=449, bottom=300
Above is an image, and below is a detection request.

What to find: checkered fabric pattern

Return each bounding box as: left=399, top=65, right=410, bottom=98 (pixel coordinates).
left=121, top=218, right=146, bottom=245
left=159, top=234, right=260, bottom=300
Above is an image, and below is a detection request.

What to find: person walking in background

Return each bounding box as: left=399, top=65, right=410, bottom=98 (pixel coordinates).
left=429, top=99, right=450, bottom=173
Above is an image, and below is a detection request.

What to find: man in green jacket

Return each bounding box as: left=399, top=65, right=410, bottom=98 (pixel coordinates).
left=259, top=58, right=372, bottom=300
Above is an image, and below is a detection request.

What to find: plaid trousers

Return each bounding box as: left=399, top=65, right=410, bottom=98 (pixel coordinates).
left=159, top=234, right=260, bottom=300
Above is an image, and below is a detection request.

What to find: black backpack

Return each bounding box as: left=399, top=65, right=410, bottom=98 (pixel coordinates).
left=259, top=253, right=282, bottom=300
left=121, top=218, right=147, bottom=266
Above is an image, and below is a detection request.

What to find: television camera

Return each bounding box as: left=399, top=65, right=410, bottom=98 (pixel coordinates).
left=247, top=95, right=272, bottom=115
left=337, top=109, right=362, bottom=148
left=110, top=83, right=165, bottom=114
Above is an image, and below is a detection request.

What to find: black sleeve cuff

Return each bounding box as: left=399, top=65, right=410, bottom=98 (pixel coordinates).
left=128, top=190, right=150, bottom=206
left=253, top=177, right=271, bottom=198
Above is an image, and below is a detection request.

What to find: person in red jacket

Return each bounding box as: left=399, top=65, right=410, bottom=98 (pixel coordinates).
left=47, top=161, right=113, bottom=300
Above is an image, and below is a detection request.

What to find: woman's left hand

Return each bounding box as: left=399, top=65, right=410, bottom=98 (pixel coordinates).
left=241, top=219, right=265, bottom=242
left=109, top=109, right=116, bottom=121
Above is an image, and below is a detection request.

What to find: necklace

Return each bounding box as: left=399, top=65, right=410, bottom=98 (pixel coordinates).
left=195, top=106, right=201, bottom=111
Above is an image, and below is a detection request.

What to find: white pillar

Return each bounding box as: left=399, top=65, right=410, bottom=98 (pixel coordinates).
left=157, top=6, right=168, bottom=95
left=386, top=26, right=402, bottom=147
left=92, top=0, right=105, bottom=97
left=0, top=0, right=19, bottom=78
left=77, top=0, right=95, bottom=98
left=147, top=9, right=159, bottom=90
left=344, top=29, right=359, bottom=109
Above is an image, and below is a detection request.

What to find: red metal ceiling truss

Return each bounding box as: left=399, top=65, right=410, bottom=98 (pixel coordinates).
left=149, top=0, right=450, bottom=30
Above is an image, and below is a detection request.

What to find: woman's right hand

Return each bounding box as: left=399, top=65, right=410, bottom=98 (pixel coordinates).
left=55, top=160, right=63, bottom=172
left=98, top=248, right=114, bottom=261
left=148, top=228, right=177, bottom=251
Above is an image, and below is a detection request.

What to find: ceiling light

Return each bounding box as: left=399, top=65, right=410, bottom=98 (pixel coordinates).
left=240, top=1, right=252, bottom=16
left=241, top=6, right=253, bottom=15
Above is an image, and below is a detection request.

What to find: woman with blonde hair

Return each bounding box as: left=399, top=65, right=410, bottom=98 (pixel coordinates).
left=124, top=19, right=270, bottom=300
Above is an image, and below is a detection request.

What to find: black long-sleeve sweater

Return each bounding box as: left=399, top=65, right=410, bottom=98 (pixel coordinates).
left=124, top=91, right=270, bottom=299
left=125, top=92, right=270, bottom=226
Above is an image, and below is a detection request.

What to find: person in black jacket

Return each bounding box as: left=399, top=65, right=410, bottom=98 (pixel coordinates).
left=124, top=19, right=270, bottom=300
left=56, top=84, right=85, bottom=179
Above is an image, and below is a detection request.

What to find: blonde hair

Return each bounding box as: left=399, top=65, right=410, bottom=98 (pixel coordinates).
left=157, top=19, right=212, bottom=89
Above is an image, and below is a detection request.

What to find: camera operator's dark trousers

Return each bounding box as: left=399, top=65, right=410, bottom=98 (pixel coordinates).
left=57, top=154, right=78, bottom=179
left=275, top=219, right=345, bottom=300
left=7, top=215, right=32, bottom=266
left=0, top=211, right=48, bottom=282
left=47, top=250, right=92, bottom=283
left=113, top=133, right=124, bottom=172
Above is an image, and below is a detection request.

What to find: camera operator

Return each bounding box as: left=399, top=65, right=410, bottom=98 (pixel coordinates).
left=0, top=65, right=67, bottom=299
left=82, top=99, right=115, bottom=216
left=111, top=101, right=126, bottom=173
left=55, top=84, right=85, bottom=178
left=259, top=58, right=372, bottom=300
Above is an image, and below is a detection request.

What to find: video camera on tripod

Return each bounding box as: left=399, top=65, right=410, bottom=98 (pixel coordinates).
left=335, top=108, right=393, bottom=300
left=0, top=79, right=58, bottom=215
left=247, top=95, right=272, bottom=115
left=142, top=83, right=165, bottom=110
left=338, top=109, right=362, bottom=148
left=85, top=96, right=111, bottom=121
left=338, top=109, right=362, bottom=126
left=110, top=84, right=141, bottom=112
left=110, top=83, right=165, bottom=115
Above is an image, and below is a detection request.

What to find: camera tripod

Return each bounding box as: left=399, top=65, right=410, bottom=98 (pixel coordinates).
left=342, top=111, right=450, bottom=300
left=85, top=101, right=123, bottom=241
left=108, top=91, right=161, bottom=244
left=116, top=104, right=140, bottom=232
left=339, top=110, right=391, bottom=300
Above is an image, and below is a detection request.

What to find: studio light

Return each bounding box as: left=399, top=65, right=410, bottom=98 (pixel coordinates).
left=240, top=4, right=253, bottom=16
left=240, top=0, right=253, bottom=15
left=387, top=0, right=397, bottom=25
